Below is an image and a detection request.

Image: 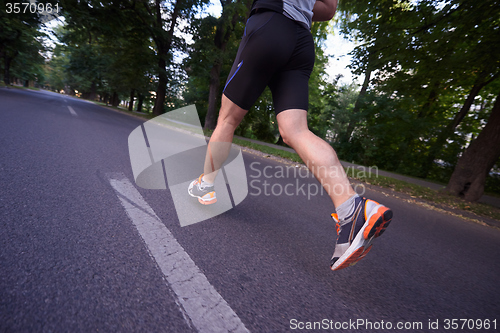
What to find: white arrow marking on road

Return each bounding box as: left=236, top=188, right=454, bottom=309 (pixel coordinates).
left=67, top=106, right=77, bottom=116
left=107, top=172, right=250, bottom=333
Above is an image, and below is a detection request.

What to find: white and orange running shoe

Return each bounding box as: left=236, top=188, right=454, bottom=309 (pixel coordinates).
left=188, top=174, right=217, bottom=205
left=330, top=197, right=393, bottom=271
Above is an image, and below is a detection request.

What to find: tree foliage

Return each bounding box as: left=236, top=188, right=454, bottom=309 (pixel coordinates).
left=333, top=0, right=500, bottom=199
left=0, top=1, right=56, bottom=85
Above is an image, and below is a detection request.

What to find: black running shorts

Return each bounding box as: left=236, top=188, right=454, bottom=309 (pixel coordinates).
left=222, top=11, right=315, bottom=114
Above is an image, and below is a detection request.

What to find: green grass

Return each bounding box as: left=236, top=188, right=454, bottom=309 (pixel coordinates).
left=92, top=101, right=155, bottom=120
left=6, top=84, right=40, bottom=91
left=231, top=137, right=303, bottom=163
left=354, top=173, right=500, bottom=222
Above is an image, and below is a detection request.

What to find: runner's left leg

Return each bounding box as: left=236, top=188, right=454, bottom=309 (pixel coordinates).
left=276, top=109, right=393, bottom=270
left=276, top=109, right=355, bottom=207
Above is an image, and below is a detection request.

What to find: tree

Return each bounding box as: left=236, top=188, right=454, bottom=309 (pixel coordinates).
left=183, top=1, right=247, bottom=126
left=334, top=0, right=500, bottom=193
left=8, top=30, right=46, bottom=86
left=415, top=0, right=500, bottom=177
left=0, top=1, right=52, bottom=85
left=59, top=1, right=116, bottom=99
left=203, top=0, right=253, bottom=130
left=46, top=44, right=69, bottom=92
left=128, top=0, right=208, bottom=115
left=336, top=0, right=414, bottom=146
left=59, top=0, right=207, bottom=113
left=327, top=81, right=358, bottom=143
left=307, top=22, right=339, bottom=140
left=446, top=89, right=500, bottom=201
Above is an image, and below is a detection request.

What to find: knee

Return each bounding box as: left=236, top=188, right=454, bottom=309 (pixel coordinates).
left=276, top=110, right=309, bottom=146
left=215, top=100, right=247, bottom=131
left=279, top=129, right=292, bottom=146
left=280, top=126, right=316, bottom=148
left=217, top=114, right=239, bottom=132
left=279, top=127, right=300, bottom=146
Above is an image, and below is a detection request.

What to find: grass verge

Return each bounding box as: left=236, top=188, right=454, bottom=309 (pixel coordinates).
left=92, top=101, right=156, bottom=120
left=4, top=85, right=40, bottom=91
left=356, top=173, right=500, bottom=222
left=232, top=137, right=302, bottom=163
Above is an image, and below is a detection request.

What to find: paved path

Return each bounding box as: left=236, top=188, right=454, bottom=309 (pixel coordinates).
left=1, top=88, right=499, bottom=332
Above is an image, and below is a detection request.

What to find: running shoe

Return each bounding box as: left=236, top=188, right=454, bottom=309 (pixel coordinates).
left=188, top=174, right=217, bottom=205
left=330, top=197, right=393, bottom=271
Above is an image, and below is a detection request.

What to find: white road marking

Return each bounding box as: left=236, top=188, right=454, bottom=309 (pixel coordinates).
left=67, top=106, right=77, bottom=116
left=107, top=172, right=249, bottom=333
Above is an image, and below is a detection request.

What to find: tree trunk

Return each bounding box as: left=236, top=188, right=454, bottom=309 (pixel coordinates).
left=3, top=50, right=18, bottom=85
left=111, top=92, right=119, bottom=107
left=418, top=82, right=440, bottom=119
left=204, top=0, right=253, bottom=130
left=151, top=0, right=182, bottom=116
left=204, top=62, right=223, bottom=130
left=137, top=94, right=144, bottom=112
left=153, top=55, right=167, bottom=116
left=445, top=90, right=500, bottom=201
left=89, top=81, right=97, bottom=101
left=340, top=67, right=371, bottom=143
left=3, top=55, right=10, bottom=85
left=129, top=89, right=135, bottom=111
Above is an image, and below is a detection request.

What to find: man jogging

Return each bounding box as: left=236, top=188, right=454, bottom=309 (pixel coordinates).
left=189, top=0, right=393, bottom=271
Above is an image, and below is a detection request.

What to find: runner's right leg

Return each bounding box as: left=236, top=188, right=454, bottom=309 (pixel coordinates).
left=203, top=95, right=247, bottom=183
left=188, top=95, right=247, bottom=205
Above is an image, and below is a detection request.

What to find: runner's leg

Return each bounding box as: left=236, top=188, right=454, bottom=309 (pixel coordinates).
left=276, top=109, right=356, bottom=207
left=203, top=95, right=247, bottom=183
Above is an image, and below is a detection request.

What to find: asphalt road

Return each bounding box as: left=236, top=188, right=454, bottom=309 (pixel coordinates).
left=1, top=88, right=499, bottom=332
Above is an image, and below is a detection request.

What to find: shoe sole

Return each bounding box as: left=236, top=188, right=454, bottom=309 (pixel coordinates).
left=364, top=205, right=393, bottom=239
left=198, top=197, right=217, bottom=205
left=331, top=203, right=392, bottom=271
